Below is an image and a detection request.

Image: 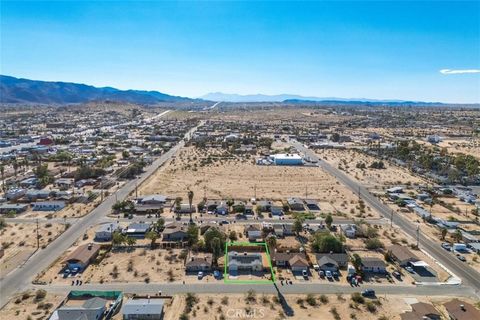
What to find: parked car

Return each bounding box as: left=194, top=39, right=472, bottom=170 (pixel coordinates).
left=392, top=271, right=402, bottom=280
left=198, top=271, right=204, bottom=280
left=213, top=270, right=222, bottom=279
left=63, top=269, right=70, bottom=278
left=405, top=266, right=415, bottom=273
left=302, top=270, right=308, bottom=279
left=456, top=254, right=466, bottom=262
left=441, top=242, right=451, bottom=251
left=332, top=271, right=339, bottom=279
left=361, top=289, right=376, bottom=297
left=325, top=270, right=333, bottom=279
left=319, top=270, right=325, bottom=278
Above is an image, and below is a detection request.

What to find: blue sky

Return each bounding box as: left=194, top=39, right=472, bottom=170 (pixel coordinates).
left=1, top=1, right=479, bottom=103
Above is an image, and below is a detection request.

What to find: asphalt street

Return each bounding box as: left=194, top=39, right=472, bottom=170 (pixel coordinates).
left=290, top=140, right=480, bottom=292
left=0, top=111, right=200, bottom=307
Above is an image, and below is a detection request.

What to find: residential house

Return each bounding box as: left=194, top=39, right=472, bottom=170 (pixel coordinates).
left=256, top=200, right=273, bottom=212
left=228, top=251, right=264, bottom=272
left=162, top=223, right=188, bottom=241
left=0, top=203, right=28, bottom=214
left=19, top=177, right=38, bottom=188
left=245, top=224, right=263, bottom=242
left=25, top=189, right=51, bottom=201
left=95, top=222, right=121, bottom=241
left=270, top=206, right=284, bottom=216
left=287, top=197, right=305, bottom=211
left=340, top=224, right=357, bottom=239
left=388, top=245, right=419, bottom=267
left=63, top=243, right=101, bottom=271
left=304, top=199, right=320, bottom=211
left=443, top=299, right=480, bottom=320
left=5, top=188, right=26, bottom=201
left=215, top=202, right=229, bottom=215
left=125, top=223, right=151, bottom=238
left=123, top=298, right=164, bottom=320
left=138, top=194, right=167, bottom=206
left=185, top=253, right=213, bottom=272
left=361, top=257, right=387, bottom=274
left=273, top=252, right=309, bottom=272
left=55, top=178, right=74, bottom=190
left=316, top=253, right=349, bottom=272
left=56, top=297, right=107, bottom=320
left=32, top=201, right=66, bottom=211
left=400, top=302, right=441, bottom=320
left=174, top=203, right=194, bottom=214
left=205, top=200, right=219, bottom=213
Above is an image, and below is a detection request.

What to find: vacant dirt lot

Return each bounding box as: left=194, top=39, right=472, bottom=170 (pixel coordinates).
left=0, top=222, right=65, bottom=278
left=139, top=146, right=380, bottom=219
left=0, top=289, right=64, bottom=320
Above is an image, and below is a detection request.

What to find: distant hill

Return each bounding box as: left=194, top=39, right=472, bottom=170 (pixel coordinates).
left=0, top=75, right=193, bottom=104
left=201, top=92, right=443, bottom=105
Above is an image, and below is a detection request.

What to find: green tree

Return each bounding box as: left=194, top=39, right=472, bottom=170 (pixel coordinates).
left=266, top=236, right=277, bottom=251
left=187, top=190, right=194, bottom=224
left=351, top=253, right=362, bottom=272
left=325, top=214, right=333, bottom=229
left=293, top=217, right=304, bottom=234
left=112, top=231, right=125, bottom=248
left=145, top=230, right=158, bottom=249
left=453, top=229, right=463, bottom=243
left=187, top=224, right=199, bottom=246
left=156, top=217, right=165, bottom=231
left=0, top=164, right=5, bottom=192
left=211, top=237, right=222, bottom=266
left=440, top=228, right=447, bottom=241
left=126, top=236, right=137, bottom=247
left=311, top=231, right=343, bottom=253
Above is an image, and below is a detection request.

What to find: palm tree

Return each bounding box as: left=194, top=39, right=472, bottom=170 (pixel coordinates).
left=187, top=190, right=194, bottom=224
left=174, top=197, right=182, bottom=220
left=0, top=164, right=4, bottom=192
left=211, top=237, right=222, bottom=266
left=12, top=160, right=18, bottom=178
left=266, top=236, right=277, bottom=252
left=145, top=230, right=158, bottom=249
left=440, top=228, right=447, bottom=241
left=453, top=229, right=463, bottom=243
left=112, top=231, right=125, bottom=249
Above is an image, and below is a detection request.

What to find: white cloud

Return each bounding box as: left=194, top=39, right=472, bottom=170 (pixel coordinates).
left=440, top=69, right=480, bottom=75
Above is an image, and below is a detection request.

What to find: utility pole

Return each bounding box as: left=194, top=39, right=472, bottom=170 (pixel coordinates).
left=390, top=209, right=394, bottom=228
left=305, top=185, right=308, bottom=199
left=254, top=184, right=257, bottom=199
left=416, top=224, right=420, bottom=248
left=135, top=179, right=138, bottom=199
left=36, top=218, right=40, bottom=249
left=358, top=186, right=361, bottom=200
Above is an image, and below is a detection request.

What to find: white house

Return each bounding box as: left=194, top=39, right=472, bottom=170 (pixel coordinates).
left=32, top=201, right=66, bottom=211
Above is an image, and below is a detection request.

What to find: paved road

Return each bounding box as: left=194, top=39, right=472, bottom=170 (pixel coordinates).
left=100, top=216, right=388, bottom=226
left=0, top=112, right=200, bottom=307
left=38, top=282, right=476, bottom=298
left=290, top=140, right=480, bottom=291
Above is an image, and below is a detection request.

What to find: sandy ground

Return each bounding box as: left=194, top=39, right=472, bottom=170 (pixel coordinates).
left=138, top=146, right=380, bottom=219
left=417, top=138, right=480, bottom=159
left=318, top=149, right=427, bottom=189
left=1, top=222, right=66, bottom=278
left=0, top=289, right=65, bottom=320
left=159, top=293, right=478, bottom=320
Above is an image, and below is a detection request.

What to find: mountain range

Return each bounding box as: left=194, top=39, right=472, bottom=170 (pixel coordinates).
left=0, top=75, right=192, bottom=104
left=200, top=92, right=437, bottom=104
left=0, top=75, right=451, bottom=106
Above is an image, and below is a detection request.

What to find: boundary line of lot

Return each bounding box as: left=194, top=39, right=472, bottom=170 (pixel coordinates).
left=223, top=241, right=275, bottom=284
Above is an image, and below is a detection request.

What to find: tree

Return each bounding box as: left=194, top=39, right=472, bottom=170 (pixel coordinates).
left=175, top=197, right=183, bottom=220
left=311, top=231, right=343, bottom=253
left=228, top=230, right=238, bottom=241
left=453, top=229, right=462, bottom=243
left=440, top=228, right=447, bottom=241
left=211, top=237, right=222, bottom=266
left=112, top=231, right=125, bottom=248
left=325, top=214, right=333, bottom=229
left=187, top=190, right=194, bottom=224
left=12, top=160, right=18, bottom=178
left=187, top=224, right=199, bottom=246
left=293, top=218, right=303, bottom=235
left=156, top=217, right=165, bottom=231
left=122, top=150, right=130, bottom=159
left=0, top=164, right=4, bottom=192
left=266, top=236, right=277, bottom=251
left=145, top=231, right=158, bottom=249
left=126, top=236, right=136, bottom=247
left=351, top=253, right=362, bottom=272
left=365, top=238, right=384, bottom=250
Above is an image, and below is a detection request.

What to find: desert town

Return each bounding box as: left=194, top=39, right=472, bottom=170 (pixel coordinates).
left=0, top=102, right=478, bottom=320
